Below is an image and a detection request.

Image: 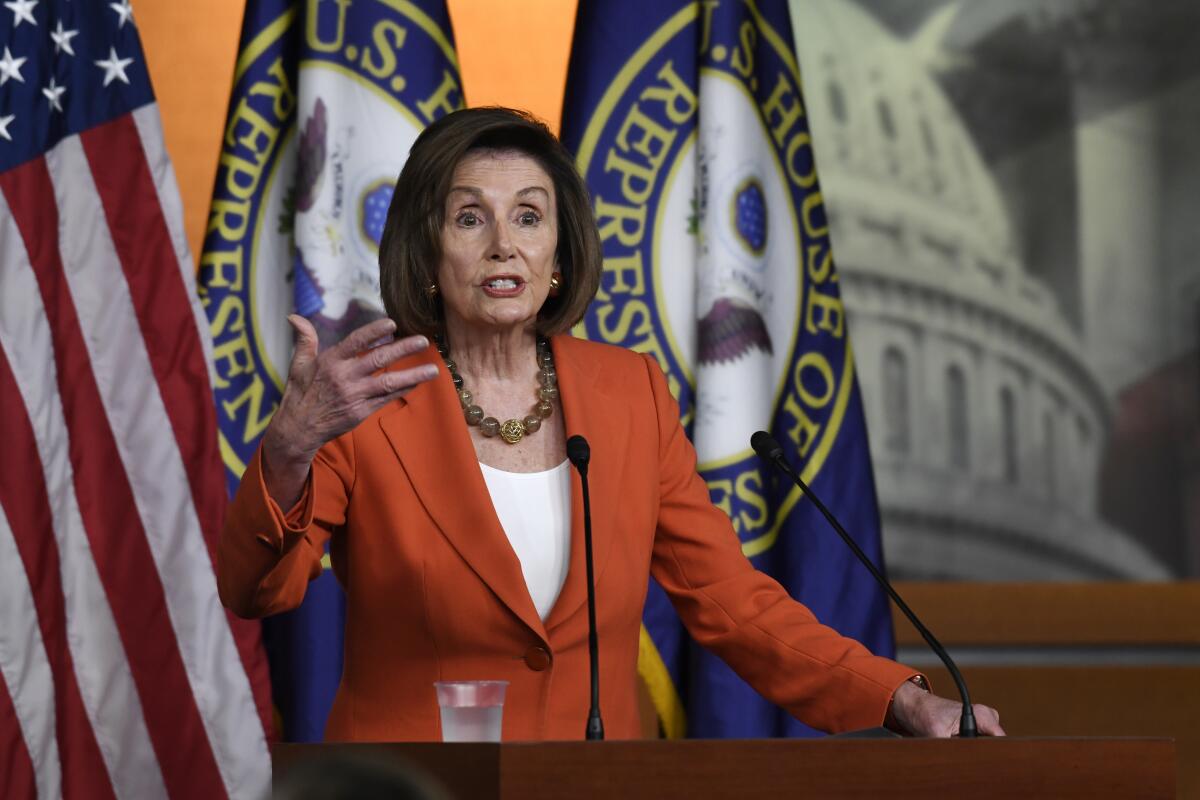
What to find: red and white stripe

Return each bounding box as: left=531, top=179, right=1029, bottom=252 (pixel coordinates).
left=0, top=106, right=270, bottom=799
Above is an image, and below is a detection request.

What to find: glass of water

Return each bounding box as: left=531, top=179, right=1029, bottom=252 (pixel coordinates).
left=434, top=680, right=508, bottom=742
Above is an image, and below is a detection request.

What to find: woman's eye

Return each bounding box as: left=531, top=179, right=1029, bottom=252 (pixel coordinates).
left=457, top=211, right=481, bottom=227
left=518, top=211, right=540, bottom=226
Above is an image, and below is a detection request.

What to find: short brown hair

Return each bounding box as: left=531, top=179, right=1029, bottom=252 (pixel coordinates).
left=378, top=107, right=602, bottom=338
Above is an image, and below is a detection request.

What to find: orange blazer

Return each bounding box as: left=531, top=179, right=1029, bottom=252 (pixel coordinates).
left=217, top=334, right=916, bottom=741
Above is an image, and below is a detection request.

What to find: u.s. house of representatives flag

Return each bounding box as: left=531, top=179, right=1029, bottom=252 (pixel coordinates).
left=199, top=0, right=462, bottom=742
left=0, top=0, right=272, bottom=797
left=561, top=0, right=896, bottom=737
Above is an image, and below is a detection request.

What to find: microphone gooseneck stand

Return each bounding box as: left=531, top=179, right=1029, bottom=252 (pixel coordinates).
left=750, top=430, right=978, bottom=738
left=566, top=435, right=604, bottom=740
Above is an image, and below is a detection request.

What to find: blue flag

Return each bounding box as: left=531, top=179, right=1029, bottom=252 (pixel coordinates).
left=198, top=0, right=462, bottom=742
left=561, top=0, right=896, bottom=738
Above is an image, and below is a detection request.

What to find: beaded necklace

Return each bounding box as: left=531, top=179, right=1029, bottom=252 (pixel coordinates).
left=437, top=338, right=558, bottom=445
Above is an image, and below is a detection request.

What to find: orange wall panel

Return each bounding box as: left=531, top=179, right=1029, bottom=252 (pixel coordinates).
left=448, top=0, right=578, bottom=128
left=132, top=0, right=244, bottom=267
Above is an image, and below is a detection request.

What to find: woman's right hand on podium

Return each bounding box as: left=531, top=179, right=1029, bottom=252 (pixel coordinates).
left=260, top=315, right=439, bottom=509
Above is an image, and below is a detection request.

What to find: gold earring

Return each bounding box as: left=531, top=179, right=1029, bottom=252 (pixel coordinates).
left=425, top=283, right=439, bottom=298
left=548, top=272, right=562, bottom=297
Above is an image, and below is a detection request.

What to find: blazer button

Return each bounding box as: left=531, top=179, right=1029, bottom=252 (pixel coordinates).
left=524, top=645, right=552, bottom=671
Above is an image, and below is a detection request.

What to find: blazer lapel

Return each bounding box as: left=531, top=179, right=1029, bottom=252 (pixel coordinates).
left=377, top=346, right=547, bottom=641
left=545, top=335, right=627, bottom=632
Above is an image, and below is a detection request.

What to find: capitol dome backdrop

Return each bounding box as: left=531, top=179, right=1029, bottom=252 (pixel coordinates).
left=789, top=0, right=1200, bottom=580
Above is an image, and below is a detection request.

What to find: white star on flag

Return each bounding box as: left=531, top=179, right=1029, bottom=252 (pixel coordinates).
left=0, top=46, right=27, bottom=85
left=0, top=113, right=14, bottom=141
left=95, top=47, right=134, bottom=87
left=108, top=0, right=133, bottom=28
left=4, top=0, right=37, bottom=27
left=51, top=20, right=79, bottom=56
left=42, top=76, right=65, bottom=112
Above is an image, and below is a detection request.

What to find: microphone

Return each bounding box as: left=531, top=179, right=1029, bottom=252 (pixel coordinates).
left=566, top=435, right=604, bottom=740
left=750, top=431, right=978, bottom=738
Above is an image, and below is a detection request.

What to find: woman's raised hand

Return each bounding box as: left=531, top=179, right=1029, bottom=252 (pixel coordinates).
left=260, top=315, right=439, bottom=508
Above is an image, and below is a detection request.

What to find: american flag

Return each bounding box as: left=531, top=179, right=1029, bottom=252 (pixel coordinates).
left=0, top=1, right=272, bottom=798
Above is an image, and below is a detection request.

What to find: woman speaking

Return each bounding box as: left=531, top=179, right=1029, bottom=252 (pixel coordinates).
left=217, top=107, right=1001, bottom=741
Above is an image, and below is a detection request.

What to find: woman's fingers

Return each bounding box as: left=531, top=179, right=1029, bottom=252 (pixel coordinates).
left=371, top=363, right=440, bottom=397
left=358, top=366, right=439, bottom=420
left=973, top=704, right=1005, bottom=736
left=354, top=333, right=431, bottom=375
left=333, top=317, right=399, bottom=360
left=325, top=318, right=431, bottom=379
left=286, top=314, right=321, bottom=383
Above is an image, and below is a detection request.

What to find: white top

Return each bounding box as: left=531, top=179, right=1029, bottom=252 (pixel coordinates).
left=478, top=460, right=572, bottom=621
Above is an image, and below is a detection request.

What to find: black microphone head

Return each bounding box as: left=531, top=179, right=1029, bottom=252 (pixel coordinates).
left=566, top=435, right=591, bottom=467
left=750, top=430, right=784, bottom=461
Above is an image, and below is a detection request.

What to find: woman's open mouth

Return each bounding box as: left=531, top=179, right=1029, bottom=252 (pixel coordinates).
left=480, top=276, right=525, bottom=297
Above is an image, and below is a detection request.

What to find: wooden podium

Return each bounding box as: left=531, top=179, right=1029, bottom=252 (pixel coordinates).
left=272, top=738, right=1176, bottom=798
